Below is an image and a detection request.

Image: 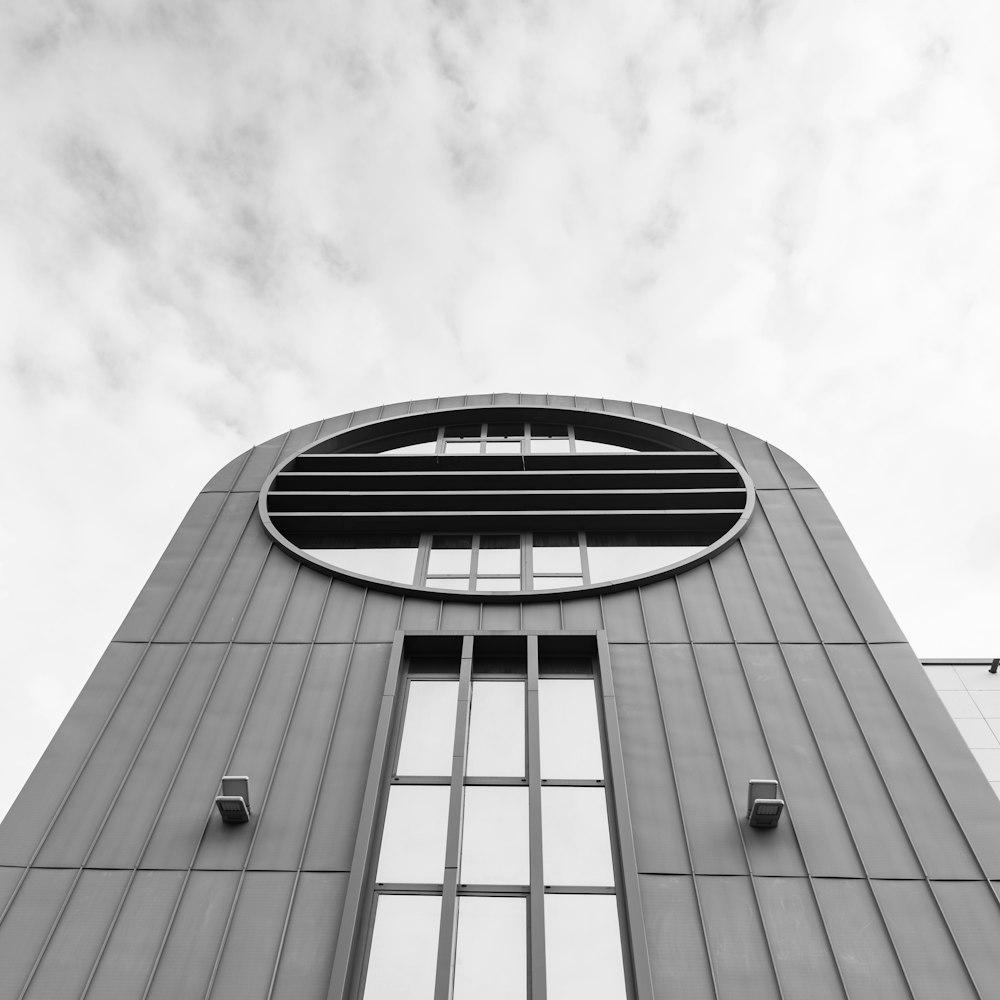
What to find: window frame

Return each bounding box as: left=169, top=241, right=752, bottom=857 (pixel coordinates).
left=327, top=631, right=653, bottom=1000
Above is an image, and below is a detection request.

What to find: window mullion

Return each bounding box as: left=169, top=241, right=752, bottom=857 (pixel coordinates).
left=434, top=637, right=474, bottom=1000
left=526, top=636, right=547, bottom=1000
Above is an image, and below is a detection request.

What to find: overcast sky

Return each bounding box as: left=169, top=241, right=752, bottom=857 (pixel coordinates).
left=2, top=0, right=998, bottom=820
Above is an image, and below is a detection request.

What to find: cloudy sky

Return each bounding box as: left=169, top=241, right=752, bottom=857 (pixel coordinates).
left=2, top=0, right=998, bottom=819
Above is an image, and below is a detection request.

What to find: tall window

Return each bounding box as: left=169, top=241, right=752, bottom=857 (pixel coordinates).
left=344, top=635, right=635, bottom=1000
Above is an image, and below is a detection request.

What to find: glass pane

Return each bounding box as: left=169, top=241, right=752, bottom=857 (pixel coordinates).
left=467, top=681, right=525, bottom=777
left=533, top=576, right=583, bottom=590
left=483, top=440, right=522, bottom=454
left=428, top=541, right=472, bottom=574
left=573, top=438, right=634, bottom=453
left=380, top=440, right=437, bottom=455
left=477, top=539, right=520, bottom=575
left=542, top=786, right=614, bottom=885
left=461, top=786, right=529, bottom=884
left=530, top=438, right=571, bottom=453
left=445, top=424, right=481, bottom=438
left=428, top=577, right=470, bottom=591
left=376, top=785, right=450, bottom=883
left=364, top=894, right=441, bottom=1000
left=532, top=424, right=566, bottom=438
left=539, top=679, right=603, bottom=779
left=445, top=441, right=481, bottom=455
left=477, top=577, right=522, bottom=592
left=454, top=897, right=526, bottom=1000
left=533, top=537, right=581, bottom=573
left=544, top=894, right=626, bottom=1000
left=488, top=422, right=523, bottom=437
left=397, top=681, right=458, bottom=776
left=303, top=544, right=418, bottom=584
left=588, top=543, right=702, bottom=582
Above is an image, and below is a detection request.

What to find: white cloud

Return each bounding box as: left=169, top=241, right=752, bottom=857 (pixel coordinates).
left=1, top=0, right=999, bottom=818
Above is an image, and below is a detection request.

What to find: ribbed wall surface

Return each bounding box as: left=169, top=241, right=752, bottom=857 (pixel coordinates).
left=2, top=393, right=1000, bottom=1000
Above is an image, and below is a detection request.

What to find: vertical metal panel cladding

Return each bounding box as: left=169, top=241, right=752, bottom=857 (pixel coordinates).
left=0, top=642, right=148, bottom=866
left=6, top=395, right=1000, bottom=1000
left=0, top=868, right=77, bottom=998
left=639, top=875, right=715, bottom=997
left=21, top=869, right=131, bottom=1000
left=270, top=873, right=349, bottom=999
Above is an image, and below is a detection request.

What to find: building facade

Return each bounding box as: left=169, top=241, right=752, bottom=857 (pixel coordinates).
left=1, top=395, right=999, bottom=1000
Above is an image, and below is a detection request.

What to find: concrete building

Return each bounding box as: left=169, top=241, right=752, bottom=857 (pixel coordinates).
left=1, top=395, right=999, bottom=1000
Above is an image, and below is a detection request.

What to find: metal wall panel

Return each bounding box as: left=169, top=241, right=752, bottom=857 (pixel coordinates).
left=676, top=564, right=733, bottom=643
left=203, top=449, right=252, bottom=493
left=649, top=644, right=748, bottom=874
left=757, top=491, right=863, bottom=643
left=827, top=645, right=983, bottom=879
left=738, top=644, right=864, bottom=878
left=440, top=601, right=482, bottom=632
left=0, top=868, right=77, bottom=999
left=90, top=642, right=228, bottom=868
left=696, top=644, right=806, bottom=877
left=270, top=873, right=348, bottom=999
left=232, top=431, right=293, bottom=493
left=480, top=601, right=522, bottom=631
left=781, top=644, right=923, bottom=879
left=22, top=869, right=131, bottom=1000
left=696, top=874, right=781, bottom=1000
left=35, top=643, right=187, bottom=867
left=234, top=546, right=300, bottom=643
left=0, top=865, right=23, bottom=916
left=211, top=871, right=297, bottom=1000
left=0, top=642, right=147, bottom=865
left=754, top=876, right=846, bottom=1000
left=870, top=880, right=980, bottom=1000
left=398, top=597, right=442, bottom=632
left=768, top=443, right=818, bottom=488
left=562, top=595, right=605, bottom=631
left=873, top=643, right=1000, bottom=878
left=196, top=644, right=311, bottom=871
left=639, top=875, right=715, bottom=998
left=275, top=569, right=334, bottom=643
left=156, top=493, right=258, bottom=642
left=141, top=643, right=270, bottom=870
left=356, top=590, right=402, bottom=643
left=709, top=543, right=776, bottom=643
left=250, top=644, right=352, bottom=870
left=691, top=414, right=738, bottom=461
left=931, top=880, right=1000, bottom=995
left=315, top=582, right=366, bottom=643
left=273, top=419, right=325, bottom=470
left=728, top=427, right=787, bottom=490
left=114, top=492, right=227, bottom=642
left=791, top=488, right=907, bottom=642
left=316, top=411, right=356, bottom=440
left=146, top=870, right=241, bottom=1000
left=84, top=870, right=188, bottom=1000
left=657, top=406, right=700, bottom=437
left=812, top=877, right=912, bottom=1000
left=602, top=589, right=648, bottom=644
left=521, top=600, right=562, bottom=632
left=637, top=578, right=689, bottom=643
left=303, top=643, right=391, bottom=871
left=611, top=644, right=689, bottom=874
left=195, top=514, right=274, bottom=641
left=739, top=514, right=819, bottom=643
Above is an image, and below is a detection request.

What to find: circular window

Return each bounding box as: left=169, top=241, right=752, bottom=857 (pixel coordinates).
left=259, top=407, right=754, bottom=598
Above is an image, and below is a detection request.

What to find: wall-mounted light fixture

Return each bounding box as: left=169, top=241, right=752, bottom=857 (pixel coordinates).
left=747, top=778, right=784, bottom=829
left=215, top=775, right=251, bottom=824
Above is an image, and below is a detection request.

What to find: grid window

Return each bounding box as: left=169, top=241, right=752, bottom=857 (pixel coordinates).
left=358, top=639, right=629, bottom=1000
